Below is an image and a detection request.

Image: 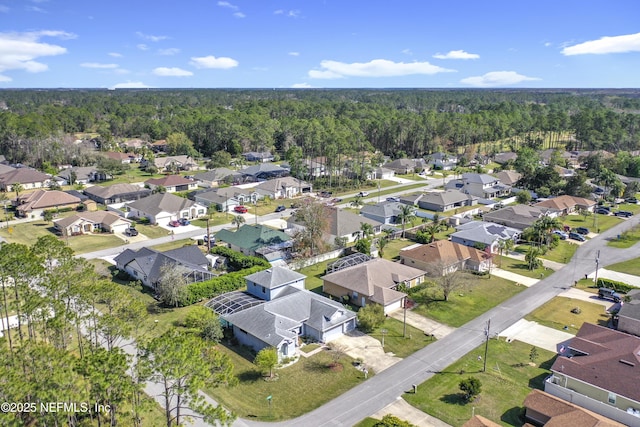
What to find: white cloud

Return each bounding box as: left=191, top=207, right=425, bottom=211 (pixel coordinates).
left=460, top=71, right=540, bottom=87
left=233, top=12, right=245, bottom=18
left=189, top=55, right=238, bottom=69
left=274, top=9, right=300, bottom=17
left=562, top=32, right=640, bottom=55
left=217, top=1, right=238, bottom=10
left=288, top=52, right=300, bottom=56
left=108, top=52, right=122, bottom=58
left=433, top=50, right=479, bottom=60
left=0, top=5, right=10, bottom=13
left=137, top=44, right=148, bottom=51
left=153, top=67, right=193, bottom=77
left=114, top=68, right=129, bottom=75
left=0, top=30, right=72, bottom=78
left=26, top=5, right=46, bottom=13
left=308, top=59, right=455, bottom=79
left=110, top=81, right=152, bottom=89
left=81, top=62, right=118, bottom=69
left=0, top=74, right=12, bottom=82
left=136, top=31, right=168, bottom=42
left=544, top=42, right=552, bottom=47
left=402, top=49, right=413, bottom=55
left=158, top=48, right=180, bottom=56
left=291, top=83, right=314, bottom=88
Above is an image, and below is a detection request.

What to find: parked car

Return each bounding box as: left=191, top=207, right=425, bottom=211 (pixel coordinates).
left=318, top=191, right=333, bottom=198
left=234, top=205, right=248, bottom=213
left=625, top=197, right=638, bottom=204
left=568, top=232, right=586, bottom=242
left=386, top=196, right=400, bottom=202
left=203, top=234, right=215, bottom=243
left=598, top=287, right=622, bottom=303
left=331, top=197, right=343, bottom=203
left=168, top=220, right=181, bottom=227
left=552, top=230, right=568, bottom=240
left=275, top=205, right=286, bottom=213
left=178, top=218, right=190, bottom=226
left=614, top=210, right=633, bottom=218
left=357, top=191, right=370, bottom=197
left=124, top=227, right=138, bottom=237
left=575, top=227, right=589, bottom=235
left=595, top=208, right=611, bottom=215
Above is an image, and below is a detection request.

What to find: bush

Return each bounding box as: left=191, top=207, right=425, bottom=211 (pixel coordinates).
left=357, top=303, right=385, bottom=333
left=596, top=278, right=633, bottom=293
left=210, top=246, right=270, bottom=270
left=180, top=265, right=267, bottom=305
left=459, top=377, right=482, bottom=402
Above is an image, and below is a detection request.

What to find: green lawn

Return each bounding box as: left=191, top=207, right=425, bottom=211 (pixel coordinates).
left=514, top=241, right=578, bottom=264
left=135, top=222, right=182, bottom=239
left=297, top=258, right=339, bottom=294
left=404, top=339, right=556, bottom=427
left=370, top=317, right=433, bottom=358
left=381, top=238, right=417, bottom=261
left=525, top=297, right=611, bottom=335
left=607, top=224, right=640, bottom=248
left=496, top=256, right=554, bottom=279
left=410, top=273, right=524, bottom=327
left=606, top=257, right=640, bottom=277
left=205, top=344, right=366, bottom=421
left=150, top=239, right=199, bottom=252
left=564, top=213, right=622, bottom=233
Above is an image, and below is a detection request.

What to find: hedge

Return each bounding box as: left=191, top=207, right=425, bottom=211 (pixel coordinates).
left=209, top=246, right=270, bottom=270
left=596, top=278, right=634, bottom=294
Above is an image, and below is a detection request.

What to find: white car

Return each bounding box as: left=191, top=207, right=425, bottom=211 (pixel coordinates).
left=357, top=191, right=370, bottom=197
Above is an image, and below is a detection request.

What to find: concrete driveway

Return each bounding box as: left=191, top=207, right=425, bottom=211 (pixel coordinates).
left=558, top=287, right=616, bottom=309
left=330, top=330, right=401, bottom=374
left=499, top=319, right=574, bottom=353
left=372, top=398, right=452, bottom=427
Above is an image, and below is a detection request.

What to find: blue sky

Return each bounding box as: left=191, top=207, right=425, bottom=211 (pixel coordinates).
left=1, top=0, right=639, bottom=89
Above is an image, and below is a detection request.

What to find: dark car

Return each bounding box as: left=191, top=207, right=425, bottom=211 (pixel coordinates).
left=124, top=227, right=139, bottom=237
left=275, top=205, right=286, bottom=213
left=318, top=191, right=333, bottom=198
left=614, top=211, right=633, bottom=218
left=625, top=197, right=638, bottom=204
left=178, top=218, right=190, bottom=226
left=168, top=220, right=181, bottom=227
left=595, top=208, right=611, bottom=215
left=568, top=232, right=586, bottom=242
left=598, top=287, right=622, bottom=303
left=575, top=227, right=589, bottom=235
left=386, top=196, right=400, bottom=202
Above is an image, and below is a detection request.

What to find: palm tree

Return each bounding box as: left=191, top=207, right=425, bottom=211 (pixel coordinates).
left=525, top=246, right=543, bottom=271
left=497, top=238, right=515, bottom=267
left=12, top=182, right=23, bottom=200
left=360, top=222, right=374, bottom=240
left=397, top=205, right=415, bottom=238
left=377, top=236, right=388, bottom=257
left=351, top=195, right=363, bottom=208
left=231, top=215, right=245, bottom=230
left=422, top=222, right=442, bottom=243
left=531, top=216, right=563, bottom=246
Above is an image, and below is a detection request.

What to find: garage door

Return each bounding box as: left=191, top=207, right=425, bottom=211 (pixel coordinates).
left=384, top=300, right=402, bottom=314
left=323, top=325, right=344, bottom=342
left=111, top=223, right=129, bottom=234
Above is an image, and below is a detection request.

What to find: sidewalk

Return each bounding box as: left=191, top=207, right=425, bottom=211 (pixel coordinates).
left=588, top=268, right=640, bottom=288
left=490, top=267, right=540, bottom=287
left=389, top=309, right=456, bottom=339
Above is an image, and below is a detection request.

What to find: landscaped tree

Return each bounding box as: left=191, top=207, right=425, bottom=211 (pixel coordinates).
left=327, top=342, right=347, bottom=368
left=354, top=238, right=371, bottom=256
left=525, top=246, right=543, bottom=271
left=166, top=132, right=199, bottom=158
left=208, top=150, right=232, bottom=169
left=459, top=376, right=482, bottom=402
left=427, top=261, right=467, bottom=302
left=183, top=306, right=224, bottom=343
left=529, top=346, right=539, bottom=364
left=497, top=238, right=515, bottom=267
left=157, top=262, right=187, bottom=307
left=376, top=236, right=388, bottom=257
left=351, top=194, right=363, bottom=208
left=516, top=190, right=532, bottom=204
left=357, top=303, right=385, bottom=333
left=397, top=204, right=415, bottom=238
left=231, top=214, right=245, bottom=230
left=254, top=347, right=278, bottom=379
left=11, top=182, right=23, bottom=199
left=360, top=222, right=374, bottom=240
left=373, top=414, right=416, bottom=427
left=292, top=199, right=328, bottom=255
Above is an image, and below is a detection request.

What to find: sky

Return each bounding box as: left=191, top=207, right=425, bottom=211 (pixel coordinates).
left=1, top=0, right=640, bottom=89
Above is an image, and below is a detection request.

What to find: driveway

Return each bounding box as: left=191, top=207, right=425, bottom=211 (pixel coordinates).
left=558, top=287, right=616, bottom=309
left=330, top=330, right=401, bottom=374
left=389, top=310, right=455, bottom=339
left=371, top=398, right=452, bottom=427
left=498, top=319, right=574, bottom=353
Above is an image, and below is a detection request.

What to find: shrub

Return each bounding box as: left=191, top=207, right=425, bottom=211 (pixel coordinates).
left=596, top=278, right=633, bottom=293
left=209, top=246, right=270, bottom=270
left=571, top=307, right=582, bottom=314
left=459, top=376, right=482, bottom=402
left=357, top=303, right=385, bottom=333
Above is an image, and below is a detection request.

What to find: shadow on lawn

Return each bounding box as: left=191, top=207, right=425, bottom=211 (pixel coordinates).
left=501, top=406, right=525, bottom=425
left=440, top=393, right=467, bottom=406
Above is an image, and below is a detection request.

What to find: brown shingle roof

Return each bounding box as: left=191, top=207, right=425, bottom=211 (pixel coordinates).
left=16, top=190, right=80, bottom=212
left=145, top=175, right=195, bottom=187
left=535, top=195, right=596, bottom=211
left=401, top=240, right=489, bottom=267
left=54, top=211, right=131, bottom=228
left=0, top=168, right=50, bottom=185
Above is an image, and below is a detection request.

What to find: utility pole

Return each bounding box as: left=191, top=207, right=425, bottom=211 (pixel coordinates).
left=206, top=218, right=211, bottom=252
left=483, top=319, right=490, bottom=372
left=403, top=297, right=407, bottom=338
left=593, top=250, right=600, bottom=286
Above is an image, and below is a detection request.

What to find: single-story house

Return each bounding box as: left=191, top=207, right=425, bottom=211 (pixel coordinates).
left=616, top=289, right=640, bottom=337
left=245, top=267, right=306, bottom=301
left=287, top=206, right=383, bottom=245
left=482, top=205, right=558, bottom=231
left=150, top=139, right=167, bottom=153
left=103, top=151, right=140, bottom=163
left=144, top=175, right=199, bottom=193
left=450, top=221, right=520, bottom=254
left=57, top=166, right=109, bottom=185
left=545, top=323, right=640, bottom=426
left=154, top=155, right=199, bottom=172
left=222, top=286, right=357, bottom=361
left=493, top=170, right=522, bottom=187
left=429, top=152, right=458, bottom=170
left=493, top=152, right=518, bottom=165
left=83, top=183, right=151, bottom=205
left=125, top=192, right=206, bottom=224
left=243, top=151, right=274, bottom=163
left=360, top=201, right=412, bottom=225
left=194, top=190, right=240, bottom=213
left=15, top=190, right=81, bottom=218
left=418, top=190, right=476, bottom=212
left=193, top=168, right=242, bottom=188
left=540, top=149, right=573, bottom=166
left=216, top=224, right=292, bottom=258
left=374, top=167, right=395, bottom=180
left=114, top=246, right=214, bottom=290
left=0, top=168, right=51, bottom=192
left=240, top=163, right=289, bottom=181
left=322, top=257, right=424, bottom=313
left=215, top=186, right=261, bottom=205
left=534, top=195, right=596, bottom=215
left=255, top=176, right=312, bottom=199
left=461, top=415, right=501, bottom=427
left=53, top=211, right=133, bottom=236
left=384, top=158, right=427, bottom=174
left=400, top=240, right=492, bottom=275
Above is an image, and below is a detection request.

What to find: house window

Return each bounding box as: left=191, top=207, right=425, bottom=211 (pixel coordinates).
left=132, top=270, right=138, bottom=277
left=261, top=286, right=266, bottom=294
left=608, top=392, right=616, bottom=405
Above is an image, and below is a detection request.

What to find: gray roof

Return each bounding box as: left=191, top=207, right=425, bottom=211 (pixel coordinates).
left=421, top=190, right=471, bottom=206
left=255, top=176, right=310, bottom=193
left=196, top=190, right=236, bottom=205
left=462, top=173, right=499, bottom=185
left=241, top=163, right=288, bottom=177
left=618, top=289, right=640, bottom=322
left=58, top=166, right=98, bottom=181
left=126, top=192, right=195, bottom=215
left=452, top=221, right=519, bottom=245
left=194, top=168, right=240, bottom=182
left=84, top=183, right=148, bottom=199
left=245, top=267, right=306, bottom=290
left=360, top=201, right=406, bottom=219
left=482, top=205, right=552, bottom=229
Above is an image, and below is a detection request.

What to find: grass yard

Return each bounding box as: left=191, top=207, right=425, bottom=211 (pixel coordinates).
left=410, top=273, right=524, bottom=327
left=297, top=258, right=338, bottom=294
left=514, top=241, right=578, bottom=264
left=403, top=339, right=556, bottom=427
left=150, top=239, right=198, bottom=252
left=564, top=213, right=622, bottom=233
left=134, top=223, right=178, bottom=239
left=525, top=297, right=611, bottom=334
left=380, top=238, right=416, bottom=261
left=497, top=256, right=554, bottom=279
left=606, top=257, right=640, bottom=277
left=370, top=317, right=433, bottom=358
left=205, top=344, right=366, bottom=421
left=607, top=224, right=640, bottom=249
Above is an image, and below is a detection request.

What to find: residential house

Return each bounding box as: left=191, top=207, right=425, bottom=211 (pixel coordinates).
left=53, top=211, right=133, bottom=236
left=322, top=256, right=424, bottom=313
left=360, top=201, right=412, bottom=225
left=450, top=221, right=520, bottom=253
left=0, top=168, right=51, bottom=192
left=617, top=289, right=640, bottom=337
left=215, top=224, right=292, bottom=258
left=534, top=195, right=596, bottom=215
left=144, top=175, right=198, bottom=193
left=120, top=138, right=147, bottom=151
left=455, top=173, right=511, bottom=198
left=429, top=152, right=458, bottom=170
left=384, top=158, right=427, bottom=174
left=482, top=205, right=558, bottom=230
left=494, top=170, right=522, bottom=187
left=193, top=168, right=242, bottom=188
left=194, top=190, right=240, bottom=213
left=540, top=149, right=573, bottom=166
left=523, top=389, right=625, bottom=427
left=83, top=183, right=151, bottom=205
left=374, top=167, right=395, bottom=180
left=15, top=189, right=81, bottom=218
left=398, top=193, right=424, bottom=207
left=150, top=139, right=167, bottom=153
left=545, top=323, right=640, bottom=426
left=301, top=157, right=327, bottom=178
left=243, top=151, right=274, bottom=163
left=418, top=190, right=477, bottom=212
left=245, top=267, right=306, bottom=301
left=216, top=186, right=261, bottom=205
left=287, top=206, right=383, bottom=245
left=154, top=155, right=199, bottom=172
left=493, top=152, right=518, bottom=165
left=400, top=240, right=492, bottom=275
left=57, top=166, right=108, bottom=185
left=255, top=177, right=312, bottom=199
left=126, top=192, right=206, bottom=224
left=114, top=246, right=214, bottom=290
left=222, top=286, right=356, bottom=361
left=103, top=151, right=140, bottom=163
left=555, top=165, right=576, bottom=178
left=240, top=163, right=289, bottom=181
left=0, top=163, right=15, bottom=176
